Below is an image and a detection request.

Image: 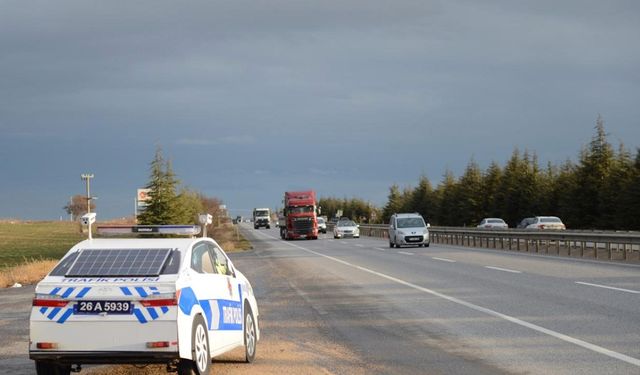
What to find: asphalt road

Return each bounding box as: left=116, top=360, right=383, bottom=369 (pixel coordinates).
left=243, top=225, right=640, bottom=375
left=2, top=225, right=639, bottom=374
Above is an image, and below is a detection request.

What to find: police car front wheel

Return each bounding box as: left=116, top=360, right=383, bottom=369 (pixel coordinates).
left=178, top=315, right=211, bottom=375
left=244, top=304, right=257, bottom=363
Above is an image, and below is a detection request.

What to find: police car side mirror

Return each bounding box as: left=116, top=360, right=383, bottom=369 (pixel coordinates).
left=427, top=223, right=431, bottom=228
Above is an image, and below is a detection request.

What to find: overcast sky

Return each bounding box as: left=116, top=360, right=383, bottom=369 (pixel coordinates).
left=1, top=0, right=639, bottom=220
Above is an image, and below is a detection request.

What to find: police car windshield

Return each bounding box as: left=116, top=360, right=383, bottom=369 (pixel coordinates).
left=397, top=217, right=425, bottom=228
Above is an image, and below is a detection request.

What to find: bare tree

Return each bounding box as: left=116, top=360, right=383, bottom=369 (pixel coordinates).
left=64, top=194, right=95, bottom=220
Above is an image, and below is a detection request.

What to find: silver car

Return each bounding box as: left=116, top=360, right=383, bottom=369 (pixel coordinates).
left=333, top=220, right=359, bottom=239
left=388, top=213, right=430, bottom=248
left=477, top=218, right=508, bottom=229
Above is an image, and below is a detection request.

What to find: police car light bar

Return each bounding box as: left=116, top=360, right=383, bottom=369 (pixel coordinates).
left=97, top=225, right=202, bottom=236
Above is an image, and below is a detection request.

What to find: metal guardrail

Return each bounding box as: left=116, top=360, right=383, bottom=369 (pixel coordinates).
left=340, top=224, right=640, bottom=263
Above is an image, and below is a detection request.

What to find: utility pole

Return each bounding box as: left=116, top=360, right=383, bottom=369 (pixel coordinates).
left=81, top=173, right=94, bottom=214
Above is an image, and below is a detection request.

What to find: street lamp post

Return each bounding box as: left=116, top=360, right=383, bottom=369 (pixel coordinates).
left=81, top=174, right=94, bottom=214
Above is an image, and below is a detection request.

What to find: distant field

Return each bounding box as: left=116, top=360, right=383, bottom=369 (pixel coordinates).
left=0, top=221, right=85, bottom=269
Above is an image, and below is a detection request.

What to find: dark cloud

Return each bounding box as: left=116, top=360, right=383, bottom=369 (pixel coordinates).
left=1, top=1, right=639, bottom=219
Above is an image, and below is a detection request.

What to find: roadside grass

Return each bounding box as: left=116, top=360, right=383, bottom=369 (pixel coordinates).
left=211, top=223, right=253, bottom=252
left=0, top=221, right=85, bottom=268
left=0, top=220, right=251, bottom=287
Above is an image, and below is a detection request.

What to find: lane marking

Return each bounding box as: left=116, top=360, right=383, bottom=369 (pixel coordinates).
left=355, top=244, right=364, bottom=248
left=398, top=251, right=414, bottom=255
left=374, top=247, right=386, bottom=252
left=484, top=266, right=522, bottom=274
left=575, top=282, right=640, bottom=294
left=252, top=230, right=640, bottom=367
left=432, top=257, right=456, bottom=263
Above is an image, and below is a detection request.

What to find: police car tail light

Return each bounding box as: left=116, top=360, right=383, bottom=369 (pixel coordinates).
left=36, top=342, right=59, bottom=349
left=33, top=294, right=68, bottom=308
left=146, top=341, right=170, bottom=348
left=140, top=293, right=177, bottom=307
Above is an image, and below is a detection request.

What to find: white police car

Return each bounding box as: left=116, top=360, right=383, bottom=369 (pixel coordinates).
left=29, top=223, right=259, bottom=375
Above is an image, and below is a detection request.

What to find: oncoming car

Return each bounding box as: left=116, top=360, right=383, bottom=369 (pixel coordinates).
left=317, top=217, right=327, bottom=234
left=333, top=220, right=359, bottom=239
left=29, top=224, right=260, bottom=375
left=388, top=213, right=430, bottom=248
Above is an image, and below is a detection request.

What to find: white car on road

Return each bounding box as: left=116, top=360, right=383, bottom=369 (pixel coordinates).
left=388, top=213, right=430, bottom=248
left=477, top=218, right=508, bottom=229
left=29, top=224, right=259, bottom=375
left=333, top=220, right=359, bottom=239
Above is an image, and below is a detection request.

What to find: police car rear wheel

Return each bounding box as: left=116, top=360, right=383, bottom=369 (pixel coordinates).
left=179, top=315, right=211, bottom=375
left=244, top=305, right=257, bottom=363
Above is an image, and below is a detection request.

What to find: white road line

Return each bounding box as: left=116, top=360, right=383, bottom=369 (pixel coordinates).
left=355, top=244, right=364, bottom=248
left=484, top=266, right=522, bottom=274
left=575, top=282, right=640, bottom=294
left=398, top=251, right=414, bottom=255
left=374, top=247, right=386, bottom=251
left=432, top=257, right=456, bottom=263
left=253, top=230, right=640, bottom=367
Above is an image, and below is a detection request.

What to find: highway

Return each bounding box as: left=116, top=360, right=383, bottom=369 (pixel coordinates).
left=1, top=225, right=638, bottom=374
left=241, top=225, right=640, bottom=374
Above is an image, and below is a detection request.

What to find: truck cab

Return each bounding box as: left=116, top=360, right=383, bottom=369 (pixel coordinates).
left=252, top=208, right=271, bottom=229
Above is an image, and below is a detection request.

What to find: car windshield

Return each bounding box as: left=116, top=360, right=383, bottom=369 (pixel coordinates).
left=540, top=217, right=562, bottom=223
left=289, top=206, right=314, bottom=214
left=255, top=211, right=269, bottom=216
left=338, top=220, right=356, bottom=227
left=317, top=218, right=325, bottom=224
left=397, top=217, right=425, bottom=228
left=488, top=219, right=505, bottom=224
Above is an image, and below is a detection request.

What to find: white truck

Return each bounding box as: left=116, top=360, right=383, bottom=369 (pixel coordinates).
left=252, top=208, right=271, bottom=229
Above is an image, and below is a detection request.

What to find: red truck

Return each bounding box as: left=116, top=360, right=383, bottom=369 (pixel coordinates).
left=280, top=190, right=320, bottom=240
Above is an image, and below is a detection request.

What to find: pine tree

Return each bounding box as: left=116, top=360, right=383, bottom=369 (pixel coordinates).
left=573, top=115, right=614, bottom=228
left=138, top=148, right=192, bottom=225
left=382, top=185, right=404, bottom=222
left=481, top=162, right=503, bottom=218
left=456, top=159, right=483, bottom=226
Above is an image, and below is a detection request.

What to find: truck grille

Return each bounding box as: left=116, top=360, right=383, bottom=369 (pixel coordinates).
left=292, top=218, right=313, bottom=234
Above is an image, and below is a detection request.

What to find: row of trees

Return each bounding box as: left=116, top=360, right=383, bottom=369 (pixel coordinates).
left=317, top=197, right=381, bottom=223
left=380, top=116, right=640, bottom=230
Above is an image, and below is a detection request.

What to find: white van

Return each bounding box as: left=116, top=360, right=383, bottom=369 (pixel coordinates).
left=388, top=213, right=430, bottom=248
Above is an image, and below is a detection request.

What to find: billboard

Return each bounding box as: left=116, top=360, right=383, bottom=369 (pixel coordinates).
left=137, top=189, right=151, bottom=208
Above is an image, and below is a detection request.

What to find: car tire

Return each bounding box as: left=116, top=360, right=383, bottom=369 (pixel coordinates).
left=266, top=225, right=270, bottom=229
left=244, top=304, right=257, bottom=363
left=425, top=243, right=430, bottom=247
left=35, top=361, right=70, bottom=375
left=178, top=315, right=211, bottom=375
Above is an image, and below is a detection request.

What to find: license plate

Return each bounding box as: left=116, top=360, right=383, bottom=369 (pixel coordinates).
left=300, top=235, right=306, bottom=239
left=74, top=300, right=133, bottom=315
